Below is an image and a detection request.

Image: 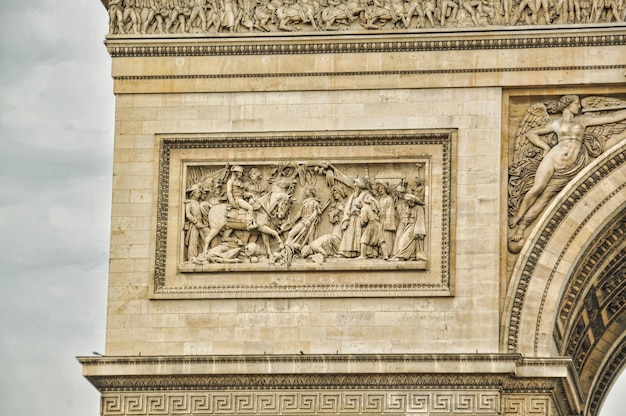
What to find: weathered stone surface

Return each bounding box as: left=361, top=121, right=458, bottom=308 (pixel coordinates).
left=83, top=3, right=626, bottom=414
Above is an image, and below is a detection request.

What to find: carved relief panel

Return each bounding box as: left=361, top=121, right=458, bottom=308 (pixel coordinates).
left=153, top=130, right=455, bottom=298
left=506, top=93, right=626, bottom=254
left=107, top=0, right=626, bottom=35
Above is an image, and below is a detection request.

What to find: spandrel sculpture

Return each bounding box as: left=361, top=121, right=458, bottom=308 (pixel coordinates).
left=508, top=95, right=626, bottom=253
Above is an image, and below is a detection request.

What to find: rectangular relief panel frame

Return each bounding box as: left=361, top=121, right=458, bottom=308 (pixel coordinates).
left=152, top=129, right=456, bottom=298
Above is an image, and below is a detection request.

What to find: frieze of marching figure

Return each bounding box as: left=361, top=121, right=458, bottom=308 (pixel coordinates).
left=182, top=161, right=427, bottom=268
left=108, top=0, right=626, bottom=34
left=508, top=95, right=626, bottom=254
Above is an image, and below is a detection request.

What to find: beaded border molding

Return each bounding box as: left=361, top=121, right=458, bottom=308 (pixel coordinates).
left=105, top=26, right=626, bottom=57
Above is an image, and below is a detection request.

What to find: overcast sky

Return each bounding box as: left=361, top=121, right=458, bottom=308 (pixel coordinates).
left=0, top=0, right=112, bottom=414
left=0, top=1, right=624, bottom=415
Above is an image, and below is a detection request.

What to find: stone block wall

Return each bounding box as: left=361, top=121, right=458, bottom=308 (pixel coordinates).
left=105, top=87, right=502, bottom=356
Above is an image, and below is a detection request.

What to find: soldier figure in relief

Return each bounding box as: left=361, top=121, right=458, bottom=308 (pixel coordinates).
left=184, top=184, right=207, bottom=260
left=283, top=187, right=322, bottom=250
left=226, top=165, right=258, bottom=230
left=109, top=0, right=126, bottom=33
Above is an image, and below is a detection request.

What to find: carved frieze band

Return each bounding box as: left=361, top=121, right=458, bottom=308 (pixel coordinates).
left=106, top=34, right=626, bottom=57
left=107, top=0, right=626, bottom=36
left=98, top=391, right=567, bottom=415
left=503, top=396, right=552, bottom=416
left=101, top=391, right=501, bottom=415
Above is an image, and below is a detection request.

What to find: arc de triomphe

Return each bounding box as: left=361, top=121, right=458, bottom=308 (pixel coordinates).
left=80, top=1, right=626, bottom=414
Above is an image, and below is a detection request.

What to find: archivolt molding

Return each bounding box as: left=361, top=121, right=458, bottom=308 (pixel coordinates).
left=587, top=333, right=626, bottom=416
left=555, top=218, right=626, bottom=358
left=555, top=220, right=626, bottom=340
left=503, top=141, right=626, bottom=356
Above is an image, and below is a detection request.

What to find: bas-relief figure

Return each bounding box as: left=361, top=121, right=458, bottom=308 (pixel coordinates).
left=107, top=0, right=626, bottom=34
left=181, top=161, right=428, bottom=269
left=508, top=95, right=626, bottom=253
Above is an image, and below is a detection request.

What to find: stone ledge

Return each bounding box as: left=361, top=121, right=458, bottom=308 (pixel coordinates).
left=78, top=354, right=584, bottom=413
left=105, top=24, right=626, bottom=56
left=78, top=353, right=574, bottom=378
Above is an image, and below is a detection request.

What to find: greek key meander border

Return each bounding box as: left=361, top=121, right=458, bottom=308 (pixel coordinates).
left=106, top=33, right=626, bottom=57
left=506, top=149, right=626, bottom=353
left=154, top=131, right=453, bottom=296
left=100, top=391, right=504, bottom=415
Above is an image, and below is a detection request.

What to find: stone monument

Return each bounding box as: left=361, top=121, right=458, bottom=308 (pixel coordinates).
left=79, top=0, right=626, bottom=414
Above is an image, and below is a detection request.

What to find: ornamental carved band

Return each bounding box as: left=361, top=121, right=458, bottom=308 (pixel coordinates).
left=503, top=396, right=552, bottom=416
left=101, top=391, right=501, bottom=415
left=108, top=0, right=625, bottom=34
left=154, top=130, right=454, bottom=299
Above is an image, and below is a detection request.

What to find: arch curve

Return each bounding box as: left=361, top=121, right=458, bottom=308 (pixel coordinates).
left=502, top=141, right=626, bottom=414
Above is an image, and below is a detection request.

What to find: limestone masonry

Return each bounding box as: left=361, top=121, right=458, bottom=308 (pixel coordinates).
left=80, top=1, right=626, bottom=414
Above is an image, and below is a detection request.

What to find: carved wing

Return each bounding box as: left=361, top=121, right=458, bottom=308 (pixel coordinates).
left=508, top=102, right=553, bottom=219
left=581, top=96, right=626, bottom=156
left=511, top=102, right=553, bottom=164
left=581, top=96, right=624, bottom=111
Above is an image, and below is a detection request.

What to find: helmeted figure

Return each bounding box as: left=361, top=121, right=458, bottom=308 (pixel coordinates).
left=226, top=165, right=258, bottom=230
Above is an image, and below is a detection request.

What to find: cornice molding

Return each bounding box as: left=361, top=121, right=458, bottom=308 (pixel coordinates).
left=78, top=352, right=525, bottom=367
left=105, top=26, right=626, bottom=57
left=78, top=354, right=581, bottom=414
left=78, top=353, right=574, bottom=388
